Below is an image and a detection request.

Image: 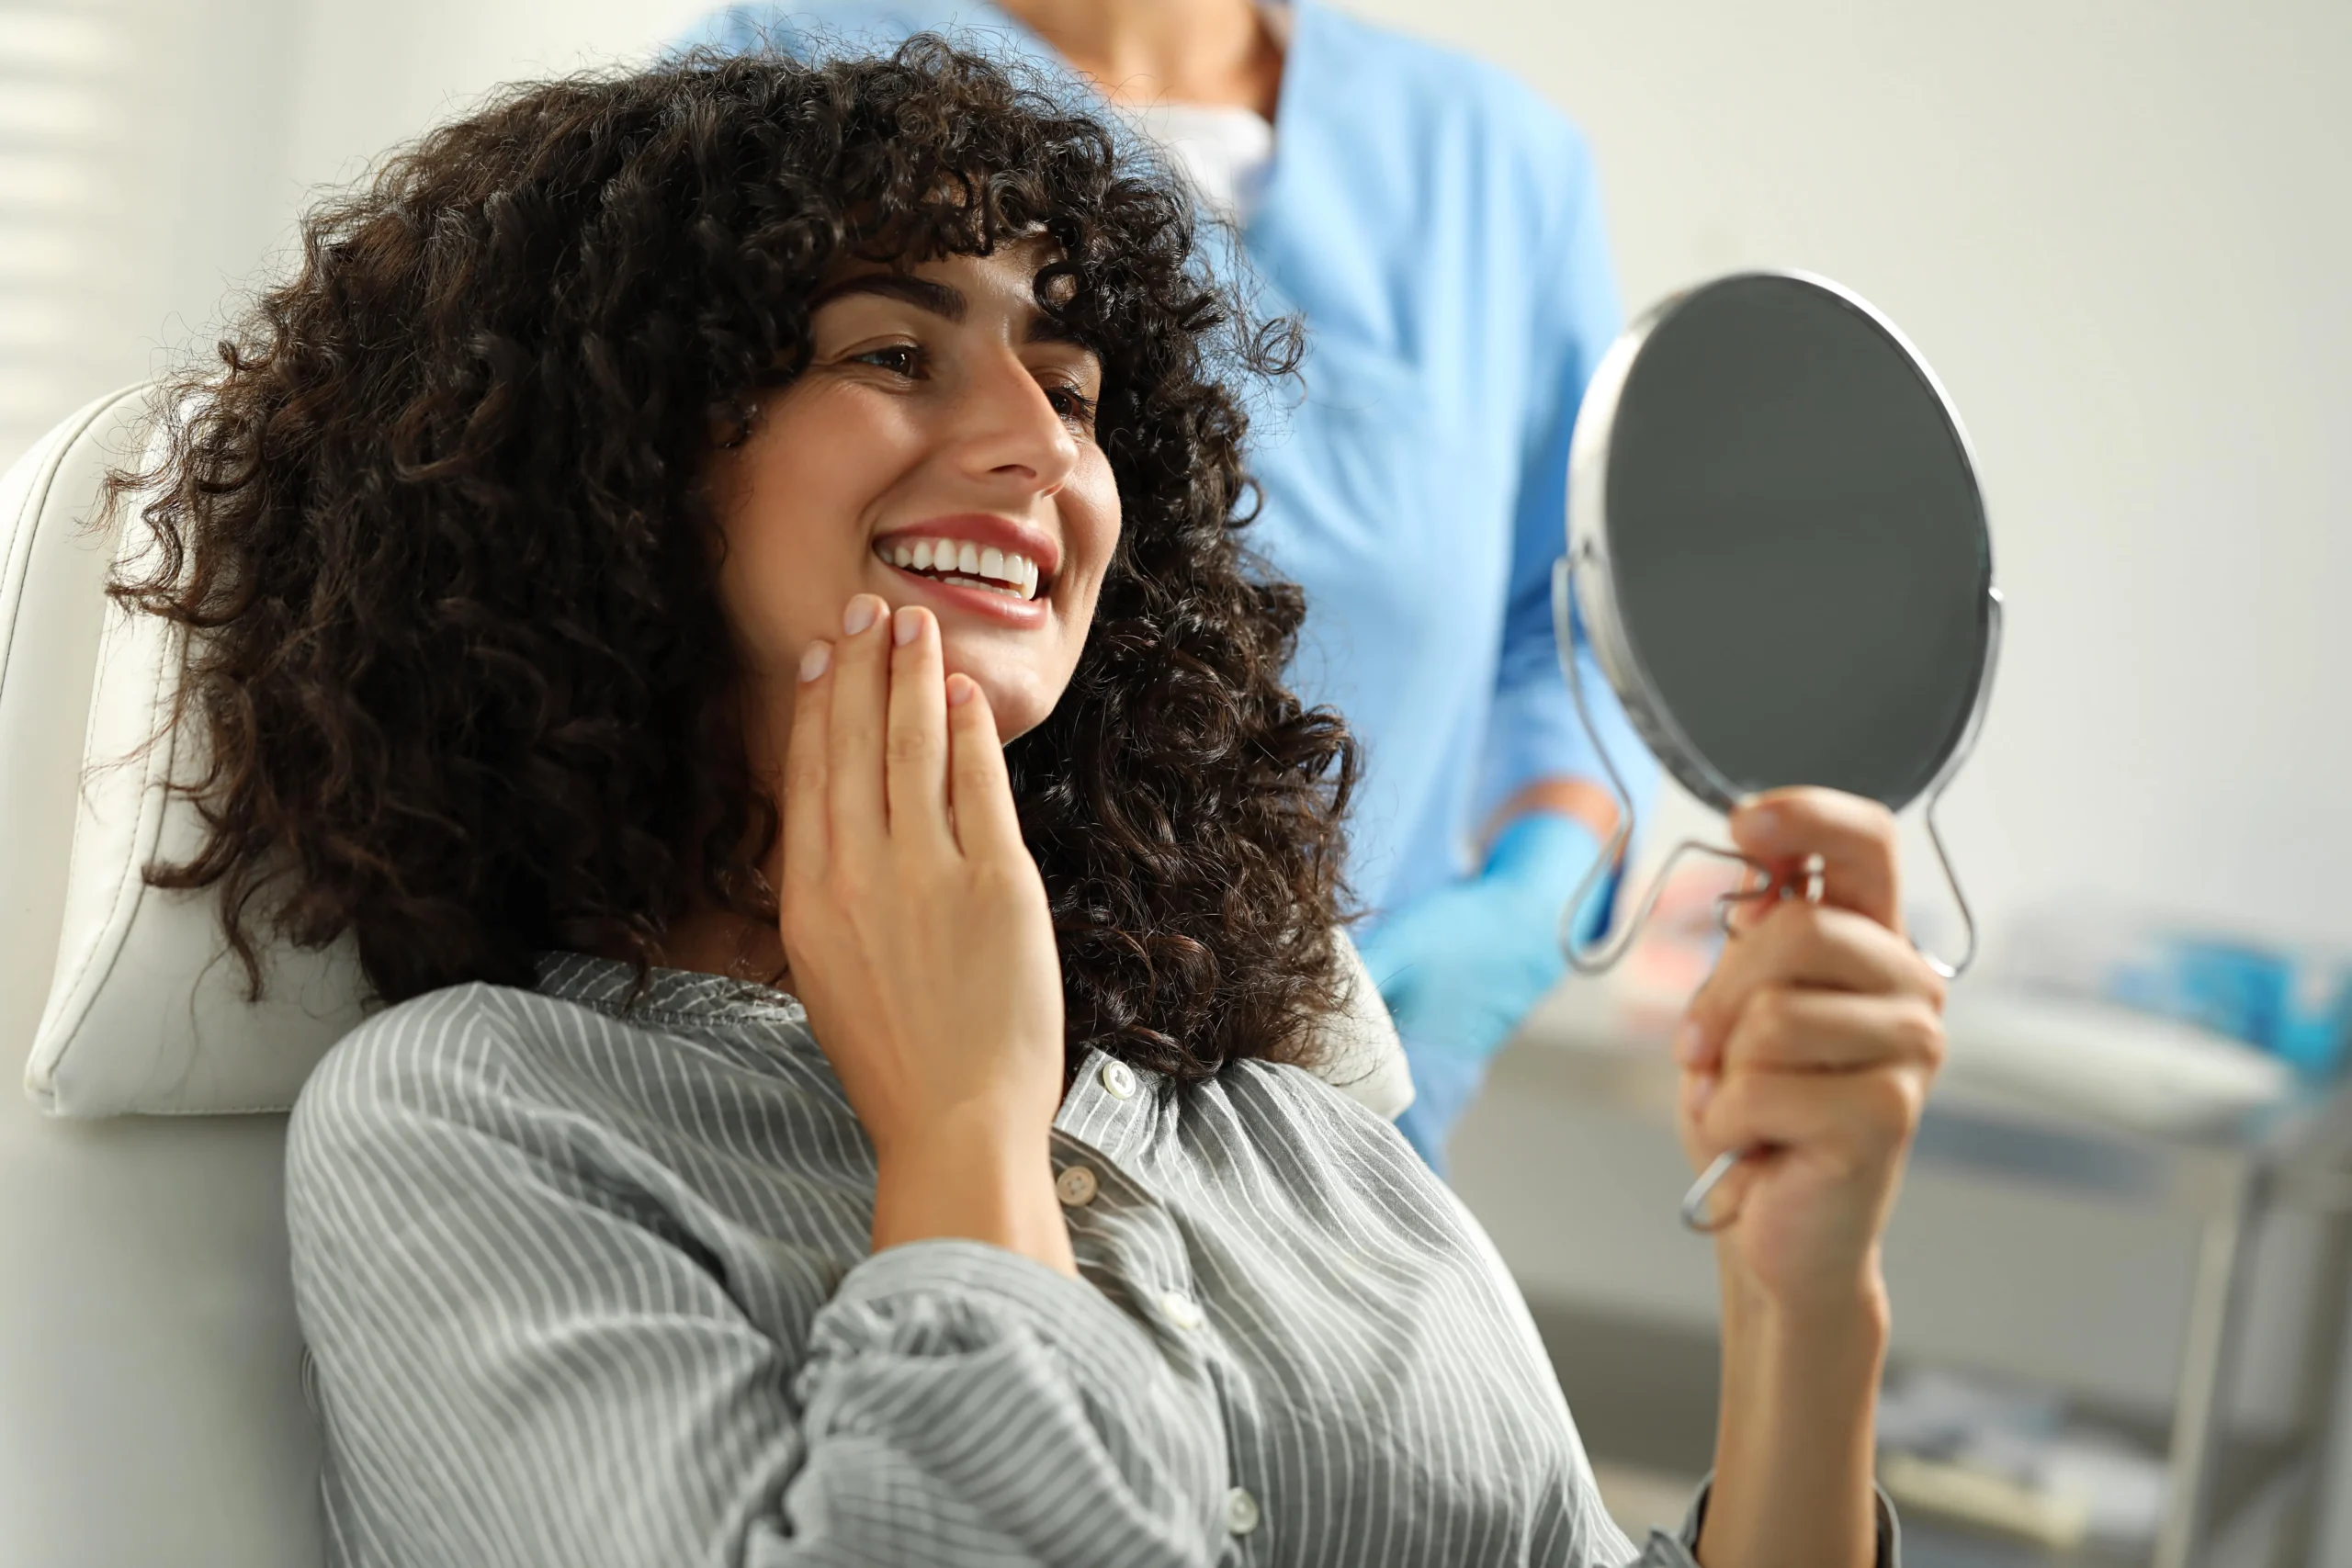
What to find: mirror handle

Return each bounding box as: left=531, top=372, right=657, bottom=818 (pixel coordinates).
left=1913, top=589, right=2002, bottom=981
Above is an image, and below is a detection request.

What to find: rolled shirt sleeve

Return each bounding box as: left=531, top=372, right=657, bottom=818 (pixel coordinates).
left=792, top=1243, right=1224, bottom=1562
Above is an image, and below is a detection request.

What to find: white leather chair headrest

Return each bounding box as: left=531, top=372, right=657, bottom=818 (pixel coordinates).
left=4, top=389, right=1410, bottom=1121
left=4, top=388, right=368, bottom=1117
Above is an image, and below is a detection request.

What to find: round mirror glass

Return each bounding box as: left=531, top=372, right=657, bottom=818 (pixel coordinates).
left=1571, top=272, right=1995, bottom=814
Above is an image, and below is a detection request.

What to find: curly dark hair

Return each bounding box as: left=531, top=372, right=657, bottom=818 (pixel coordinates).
left=108, top=39, right=1359, bottom=1084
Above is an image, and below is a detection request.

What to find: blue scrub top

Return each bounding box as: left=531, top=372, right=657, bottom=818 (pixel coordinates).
left=684, top=0, right=1657, bottom=923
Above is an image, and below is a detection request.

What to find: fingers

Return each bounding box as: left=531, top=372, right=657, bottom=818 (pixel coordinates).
left=782, top=635, right=835, bottom=889
left=945, top=674, right=1026, bottom=863
left=794, top=592, right=1021, bottom=876
left=827, top=594, right=892, bottom=852
left=884, top=605, right=955, bottom=854
left=1681, top=900, right=1944, bottom=1072
left=1705, top=987, right=1946, bottom=1077
left=1728, top=787, right=1903, bottom=931
left=1689, top=1059, right=1930, bottom=1171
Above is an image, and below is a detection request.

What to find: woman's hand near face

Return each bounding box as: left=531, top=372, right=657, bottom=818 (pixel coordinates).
left=782, top=592, right=1075, bottom=1277
left=1678, top=787, right=1946, bottom=1568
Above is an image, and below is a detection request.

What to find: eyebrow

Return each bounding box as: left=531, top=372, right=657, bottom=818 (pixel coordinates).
left=815, top=272, right=965, bottom=321
left=812, top=271, right=1094, bottom=351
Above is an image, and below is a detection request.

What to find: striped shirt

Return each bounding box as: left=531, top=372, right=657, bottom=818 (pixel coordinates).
left=285, top=953, right=1868, bottom=1566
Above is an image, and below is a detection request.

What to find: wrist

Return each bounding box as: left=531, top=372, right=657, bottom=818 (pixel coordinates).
left=1480, top=808, right=1604, bottom=887
left=1721, top=1272, right=1889, bottom=1395
left=1719, top=1258, right=1889, bottom=1430
left=1480, top=808, right=1613, bottom=932
left=1719, top=1241, right=1892, bottom=1333
left=873, top=1113, right=1074, bottom=1278
left=1479, top=776, right=1618, bottom=859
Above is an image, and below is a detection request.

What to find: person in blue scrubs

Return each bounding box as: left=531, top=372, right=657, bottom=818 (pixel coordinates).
left=684, top=0, right=1658, bottom=1169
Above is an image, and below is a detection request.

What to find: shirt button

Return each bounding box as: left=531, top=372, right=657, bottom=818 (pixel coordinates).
left=1159, top=1290, right=1204, bottom=1331
left=1055, top=1165, right=1099, bottom=1207
left=1100, top=1060, right=1136, bottom=1100
left=1224, top=1485, right=1261, bottom=1536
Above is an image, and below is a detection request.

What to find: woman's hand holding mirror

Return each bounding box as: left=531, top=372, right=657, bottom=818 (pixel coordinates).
left=780, top=595, right=1075, bottom=1277
left=1672, top=788, right=1947, bottom=1300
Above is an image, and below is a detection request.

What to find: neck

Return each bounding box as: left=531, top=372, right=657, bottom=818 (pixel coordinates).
left=998, top=0, right=1283, bottom=115
left=635, top=682, right=796, bottom=987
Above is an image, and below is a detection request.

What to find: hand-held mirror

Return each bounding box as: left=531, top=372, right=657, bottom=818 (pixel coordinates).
left=1549, top=272, right=2001, bottom=1230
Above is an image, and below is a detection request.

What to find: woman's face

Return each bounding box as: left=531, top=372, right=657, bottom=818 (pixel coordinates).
left=709, top=240, right=1119, bottom=744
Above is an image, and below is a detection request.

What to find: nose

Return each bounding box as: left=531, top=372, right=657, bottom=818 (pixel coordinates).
left=948, top=347, right=1081, bottom=497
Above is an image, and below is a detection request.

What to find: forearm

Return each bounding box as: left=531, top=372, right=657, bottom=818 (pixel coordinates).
left=1699, top=1258, right=1888, bottom=1568
left=872, top=1111, right=1076, bottom=1278
left=1372, top=786, right=1621, bottom=1166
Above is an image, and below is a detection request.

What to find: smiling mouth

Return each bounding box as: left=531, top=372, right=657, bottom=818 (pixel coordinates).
left=875, top=536, right=1046, bottom=601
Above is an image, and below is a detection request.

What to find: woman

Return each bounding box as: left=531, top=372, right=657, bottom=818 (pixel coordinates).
left=119, top=45, right=1935, bottom=1568
left=686, top=0, right=1663, bottom=1167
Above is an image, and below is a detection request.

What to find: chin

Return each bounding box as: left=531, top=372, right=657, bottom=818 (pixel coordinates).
left=951, top=660, right=1058, bottom=743
left=978, top=682, right=1054, bottom=742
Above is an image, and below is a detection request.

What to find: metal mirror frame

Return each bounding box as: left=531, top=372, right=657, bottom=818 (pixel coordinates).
left=1550, top=269, right=2005, bottom=986
left=1546, top=271, right=2005, bottom=1232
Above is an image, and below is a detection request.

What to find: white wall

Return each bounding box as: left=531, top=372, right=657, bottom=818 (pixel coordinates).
left=0, top=0, right=705, bottom=466
left=0, top=0, right=304, bottom=460
left=279, top=0, right=709, bottom=195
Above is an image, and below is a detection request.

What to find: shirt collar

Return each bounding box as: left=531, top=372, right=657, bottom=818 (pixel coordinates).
left=535, top=950, right=808, bottom=1025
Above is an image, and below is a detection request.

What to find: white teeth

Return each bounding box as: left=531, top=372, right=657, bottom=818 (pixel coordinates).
left=877, top=536, right=1049, bottom=599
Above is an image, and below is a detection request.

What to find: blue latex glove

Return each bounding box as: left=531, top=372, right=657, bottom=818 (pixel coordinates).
left=1360, top=812, right=1613, bottom=1170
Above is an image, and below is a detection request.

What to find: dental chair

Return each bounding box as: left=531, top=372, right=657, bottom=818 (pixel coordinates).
left=1, top=385, right=334, bottom=1567
left=0, top=385, right=1411, bottom=1568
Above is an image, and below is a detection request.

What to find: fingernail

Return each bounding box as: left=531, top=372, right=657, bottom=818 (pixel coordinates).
left=1743, top=805, right=1782, bottom=846
left=842, top=596, right=879, bottom=637
left=797, top=640, right=831, bottom=682
left=1672, top=1019, right=1706, bottom=1066
left=945, top=673, right=977, bottom=707
left=892, top=605, right=922, bottom=647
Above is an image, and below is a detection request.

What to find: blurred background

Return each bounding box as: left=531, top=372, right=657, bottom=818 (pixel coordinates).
left=4, top=0, right=2347, bottom=1562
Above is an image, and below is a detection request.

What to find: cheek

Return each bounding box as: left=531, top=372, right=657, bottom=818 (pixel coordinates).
left=716, top=389, right=911, bottom=670
left=1062, top=453, right=1123, bottom=605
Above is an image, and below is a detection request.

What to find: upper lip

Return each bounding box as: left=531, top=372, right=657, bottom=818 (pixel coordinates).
left=873, top=513, right=1062, bottom=582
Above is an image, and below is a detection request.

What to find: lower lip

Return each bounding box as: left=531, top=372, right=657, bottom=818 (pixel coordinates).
left=878, top=558, right=1050, bottom=627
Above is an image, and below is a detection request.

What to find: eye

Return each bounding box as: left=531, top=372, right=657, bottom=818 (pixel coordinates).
left=849, top=343, right=922, bottom=378
left=1043, top=381, right=1098, bottom=427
